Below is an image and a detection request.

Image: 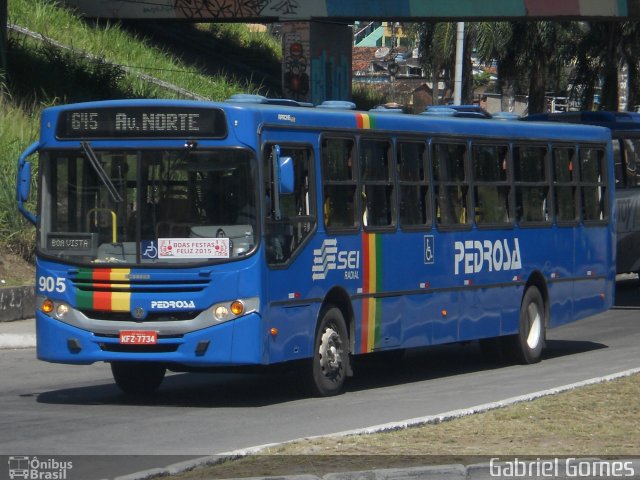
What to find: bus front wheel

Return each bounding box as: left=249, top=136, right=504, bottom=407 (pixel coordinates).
left=504, top=286, right=546, bottom=364
left=111, top=362, right=166, bottom=395
left=309, top=306, right=350, bottom=397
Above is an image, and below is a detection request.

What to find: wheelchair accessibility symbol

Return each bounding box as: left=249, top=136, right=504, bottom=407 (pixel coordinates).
left=141, top=240, right=158, bottom=259
left=424, top=235, right=435, bottom=264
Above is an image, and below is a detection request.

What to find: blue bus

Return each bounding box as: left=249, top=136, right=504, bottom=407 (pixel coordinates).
left=17, top=96, right=615, bottom=396
left=523, top=111, right=640, bottom=275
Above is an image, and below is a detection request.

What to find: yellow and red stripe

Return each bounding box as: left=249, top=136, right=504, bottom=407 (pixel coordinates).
left=356, top=113, right=377, bottom=130
left=76, top=268, right=131, bottom=312
left=360, top=233, right=382, bottom=353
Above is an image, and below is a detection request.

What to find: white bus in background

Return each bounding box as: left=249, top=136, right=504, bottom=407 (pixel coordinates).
left=523, top=111, right=640, bottom=275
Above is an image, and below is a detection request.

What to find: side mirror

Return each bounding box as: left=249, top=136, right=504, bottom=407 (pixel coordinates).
left=278, top=155, right=294, bottom=195
left=18, top=162, right=31, bottom=203
left=271, top=145, right=295, bottom=221
left=17, top=142, right=39, bottom=225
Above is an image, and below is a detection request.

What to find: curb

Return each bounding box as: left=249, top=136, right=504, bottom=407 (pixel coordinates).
left=116, top=369, right=640, bottom=480
left=0, top=332, right=36, bottom=349
left=0, top=285, right=35, bottom=322
left=114, top=458, right=640, bottom=480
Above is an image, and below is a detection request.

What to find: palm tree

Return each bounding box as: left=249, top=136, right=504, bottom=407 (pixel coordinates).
left=418, top=21, right=573, bottom=113
left=569, top=21, right=640, bottom=111
left=416, top=22, right=480, bottom=105
left=416, top=22, right=455, bottom=105
left=473, top=22, right=514, bottom=111
left=503, top=21, right=574, bottom=114
left=417, top=20, right=640, bottom=114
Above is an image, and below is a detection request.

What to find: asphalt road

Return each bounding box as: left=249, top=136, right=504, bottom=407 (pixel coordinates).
left=1, top=279, right=639, bottom=479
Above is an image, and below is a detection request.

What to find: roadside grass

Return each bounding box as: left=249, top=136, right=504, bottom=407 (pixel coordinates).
left=196, top=23, right=282, bottom=72
left=1, top=0, right=283, bottom=263
left=0, top=94, right=38, bottom=261
left=163, top=373, right=640, bottom=479
left=7, top=0, right=266, bottom=101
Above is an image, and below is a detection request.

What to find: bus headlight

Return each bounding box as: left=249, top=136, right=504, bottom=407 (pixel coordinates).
left=214, top=305, right=229, bottom=320
left=211, top=297, right=259, bottom=323
left=40, top=298, right=71, bottom=319
left=56, top=303, right=70, bottom=319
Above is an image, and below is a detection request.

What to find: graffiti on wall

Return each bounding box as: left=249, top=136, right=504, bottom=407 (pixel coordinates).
left=309, top=22, right=351, bottom=104
left=63, top=0, right=636, bottom=19
left=284, top=41, right=309, bottom=100
left=174, top=0, right=300, bottom=19
left=281, top=22, right=351, bottom=104
left=311, top=51, right=350, bottom=104
left=282, top=24, right=310, bottom=101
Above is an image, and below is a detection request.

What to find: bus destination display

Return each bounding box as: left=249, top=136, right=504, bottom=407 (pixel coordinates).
left=56, top=107, right=227, bottom=139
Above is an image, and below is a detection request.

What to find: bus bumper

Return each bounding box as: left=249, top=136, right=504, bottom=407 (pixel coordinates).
left=35, top=311, right=265, bottom=366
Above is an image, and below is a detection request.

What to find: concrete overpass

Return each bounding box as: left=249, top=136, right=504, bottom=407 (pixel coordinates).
left=57, top=0, right=640, bottom=21
left=3, top=0, right=640, bottom=103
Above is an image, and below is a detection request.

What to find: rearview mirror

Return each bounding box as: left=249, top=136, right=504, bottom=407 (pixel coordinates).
left=17, top=141, right=39, bottom=225
left=18, top=161, right=31, bottom=203
left=278, top=155, right=294, bottom=195
left=271, top=145, right=295, bottom=221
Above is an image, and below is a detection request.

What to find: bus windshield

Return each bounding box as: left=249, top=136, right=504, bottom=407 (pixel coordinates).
left=39, top=147, right=258, bottom=265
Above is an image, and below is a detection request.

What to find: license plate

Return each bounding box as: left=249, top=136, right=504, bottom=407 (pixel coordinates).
left=119, top=330, right=158, bottom=345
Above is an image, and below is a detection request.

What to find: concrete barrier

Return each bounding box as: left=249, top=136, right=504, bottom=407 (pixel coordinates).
left=0, top=285, right=36, bottom=322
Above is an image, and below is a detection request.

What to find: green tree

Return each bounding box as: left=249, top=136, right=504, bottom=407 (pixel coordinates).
left=570, top=21, right=640, bottom=111
left=417, top=20, right=640, bottom=114
left=416, top=22, right=478, bottom=105
left=418, top=21, right=571, bottom=113
left=473, top=22, right=514, bottom=111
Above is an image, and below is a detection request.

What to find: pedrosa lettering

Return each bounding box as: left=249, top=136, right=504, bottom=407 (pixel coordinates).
left=454, top=238, right=522, bottom=275
left=150, top=300, right=196, bottom=309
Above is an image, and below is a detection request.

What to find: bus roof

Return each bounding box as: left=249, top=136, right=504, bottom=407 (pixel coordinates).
left=522, top=111, right=640, bottom=132
left=42, top=98, right=613, bottom=144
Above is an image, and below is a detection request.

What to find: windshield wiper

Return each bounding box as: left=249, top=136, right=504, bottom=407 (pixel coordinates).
left=80, top=141, right=123, bottom=203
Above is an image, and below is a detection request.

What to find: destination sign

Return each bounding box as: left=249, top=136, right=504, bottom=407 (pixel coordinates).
left=56, top=107, right=227, bottom=139
left=47, top=233, right=96, bottom=252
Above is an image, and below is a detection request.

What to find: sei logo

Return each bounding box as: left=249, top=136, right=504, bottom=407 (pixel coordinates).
left=38, top=276, right=66, bottom=293
left=312, top=239, right=360, bottom=280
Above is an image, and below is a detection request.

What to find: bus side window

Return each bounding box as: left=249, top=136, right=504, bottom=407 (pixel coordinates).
left=432, top=142, right=469, bottom=228
left=321, top=138, right=357, bottom=230
left=359, top=138, right=394, bottom=229
left=613, top=140, right=625, bottom=187
left=580, top=147, right=607, bottom=223
left=623, top=138, right=640, bottom=187
left=472, top=144, right=511, bottom=226
left=265, top=145, right=316, bottom=265
left=552, top=147, right=578, bottom=224
left=398, top=141, right=430, bottom=228
left=513, top=145, right=550, bottom=225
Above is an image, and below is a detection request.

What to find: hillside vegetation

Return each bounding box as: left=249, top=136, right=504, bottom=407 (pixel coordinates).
left=0, top=0, right=283, bottom=281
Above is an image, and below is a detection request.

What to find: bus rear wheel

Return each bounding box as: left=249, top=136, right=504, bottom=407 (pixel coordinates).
left=504, top=286, right=546, bottom=364
left=111, top=362, right=166, bottom=395
left=309, top=306, right=350, bottom=397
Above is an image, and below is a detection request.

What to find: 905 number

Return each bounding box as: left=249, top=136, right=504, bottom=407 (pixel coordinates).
left=38, top=276, right=66, bottom=293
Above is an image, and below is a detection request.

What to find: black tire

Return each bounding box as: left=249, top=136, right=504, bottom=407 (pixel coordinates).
left=503, top=286, right=546, bottom=364
left=309, top=306, right=350, bottom=397
left=111, top=362, right=166, bottom=395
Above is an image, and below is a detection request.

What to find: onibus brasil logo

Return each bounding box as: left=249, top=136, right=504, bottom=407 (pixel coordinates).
left=8, top=456, right=73, bottom=480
